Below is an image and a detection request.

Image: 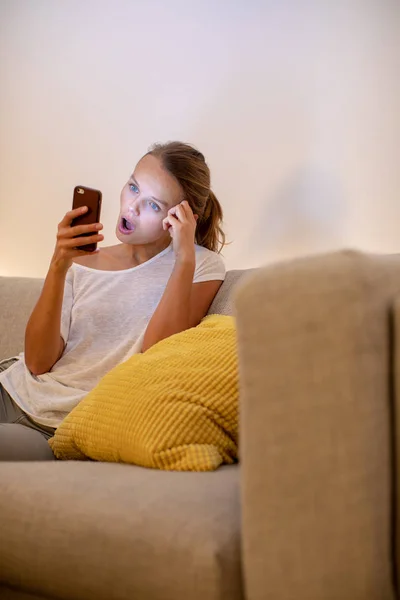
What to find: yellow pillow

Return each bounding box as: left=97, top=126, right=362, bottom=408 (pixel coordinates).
left=48, top=315, right=238, bottom=471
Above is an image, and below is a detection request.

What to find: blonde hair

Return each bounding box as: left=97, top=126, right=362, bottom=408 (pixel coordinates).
left=147, top=141, right=225, bottom=253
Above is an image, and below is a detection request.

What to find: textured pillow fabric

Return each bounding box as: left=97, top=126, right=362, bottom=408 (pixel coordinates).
left=49, top=315, right=238, bottom=471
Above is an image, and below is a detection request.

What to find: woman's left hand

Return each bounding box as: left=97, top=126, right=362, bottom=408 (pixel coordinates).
left=163, top=200, right=198, bottom=262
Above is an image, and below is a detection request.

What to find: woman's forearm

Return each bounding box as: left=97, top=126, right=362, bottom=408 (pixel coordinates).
left=142, top=257, right=195, bottom=352
left=24, top=265, right=67, bottom=375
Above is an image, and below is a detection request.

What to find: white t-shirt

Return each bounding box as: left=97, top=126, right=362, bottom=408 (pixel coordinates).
left=0, top=243, right=225, bottom=428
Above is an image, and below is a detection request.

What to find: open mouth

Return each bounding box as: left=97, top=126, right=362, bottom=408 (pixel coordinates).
left=119, top=217, right=135, bottom=234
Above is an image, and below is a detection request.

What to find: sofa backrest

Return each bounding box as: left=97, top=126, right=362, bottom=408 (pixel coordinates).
left=209, top=269, right=252, bottom=316
left=0, top=269, right=249, bottom=361
left=0, top=277, right=45, bottom=361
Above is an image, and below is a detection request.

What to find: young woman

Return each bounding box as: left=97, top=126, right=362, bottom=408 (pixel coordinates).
left=0, top=141, right=226, bottom=461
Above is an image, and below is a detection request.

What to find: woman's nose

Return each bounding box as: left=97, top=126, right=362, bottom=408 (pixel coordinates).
left=128, top=202, right=139, bottom=216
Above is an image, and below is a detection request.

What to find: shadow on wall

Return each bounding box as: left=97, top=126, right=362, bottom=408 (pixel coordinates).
left=254, top=167, right=348, bottom=262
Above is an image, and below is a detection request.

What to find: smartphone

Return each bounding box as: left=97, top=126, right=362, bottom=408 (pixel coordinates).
left=71, top=186, right=102, bottom=252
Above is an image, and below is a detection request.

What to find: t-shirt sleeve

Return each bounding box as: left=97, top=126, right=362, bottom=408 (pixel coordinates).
left=193, top=248, right=226, bottom=284
left=60, top=267, right=74, bottom=344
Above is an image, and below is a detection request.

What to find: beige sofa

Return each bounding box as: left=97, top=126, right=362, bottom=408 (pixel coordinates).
left=0, top=250, right=399, bottom=600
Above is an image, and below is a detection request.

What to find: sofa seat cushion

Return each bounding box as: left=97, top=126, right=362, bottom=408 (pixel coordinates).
left=0, top=462, right=242, bottom=600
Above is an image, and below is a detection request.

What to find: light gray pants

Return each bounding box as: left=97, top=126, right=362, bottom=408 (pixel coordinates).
left=0, top=359, right=56, bottom=461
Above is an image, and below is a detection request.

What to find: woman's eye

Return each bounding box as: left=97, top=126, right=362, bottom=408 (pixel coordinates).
left=149, top=200, right=160, bottom=212
left=129, top=183, right=139, bottom=193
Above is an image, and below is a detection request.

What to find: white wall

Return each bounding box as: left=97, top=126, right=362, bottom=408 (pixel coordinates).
left=0, top=0, right=399, bottom=277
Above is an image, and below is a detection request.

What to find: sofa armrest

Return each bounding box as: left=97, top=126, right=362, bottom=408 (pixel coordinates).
left=234, top=250, right=399, bottom=600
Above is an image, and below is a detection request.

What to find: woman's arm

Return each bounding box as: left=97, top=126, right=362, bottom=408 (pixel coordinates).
left=142, top=255, right=222, bottom=352
left=142, top=200, right=223, bottom=352
left=24, top=266, right=67, bottom=375
left=25, top=206, right=104, bottom=375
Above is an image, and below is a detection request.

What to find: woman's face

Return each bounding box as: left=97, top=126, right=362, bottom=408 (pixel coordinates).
left=116, top=154, right=183, bottom=245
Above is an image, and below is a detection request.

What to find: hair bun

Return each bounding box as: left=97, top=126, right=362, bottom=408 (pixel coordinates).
left=193, top=149, right=205, bottom=162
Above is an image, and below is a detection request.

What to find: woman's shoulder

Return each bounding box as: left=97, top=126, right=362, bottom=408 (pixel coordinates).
left=72, top=245, right=126, bottom=271
left=193, top=244, right=226, bottom=281
left=72, top=254, right=100, bottom=268
left=194, top=244, right=225, bottom=263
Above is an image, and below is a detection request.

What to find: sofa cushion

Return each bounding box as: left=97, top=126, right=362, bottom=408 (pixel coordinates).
left=49, top=315, right=239, bottom=470
left=0, top=462, right=242, bottom=600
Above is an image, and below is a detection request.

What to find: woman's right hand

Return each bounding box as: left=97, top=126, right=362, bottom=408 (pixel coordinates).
left=50, top=206, right=104, bottom=274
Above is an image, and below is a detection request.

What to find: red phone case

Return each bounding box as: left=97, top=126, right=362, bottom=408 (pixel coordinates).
left=71, top=186, right=102, bottom=252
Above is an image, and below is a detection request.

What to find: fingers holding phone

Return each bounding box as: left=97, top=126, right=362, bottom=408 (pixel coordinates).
left=50, top=187, right=103, bottom=274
